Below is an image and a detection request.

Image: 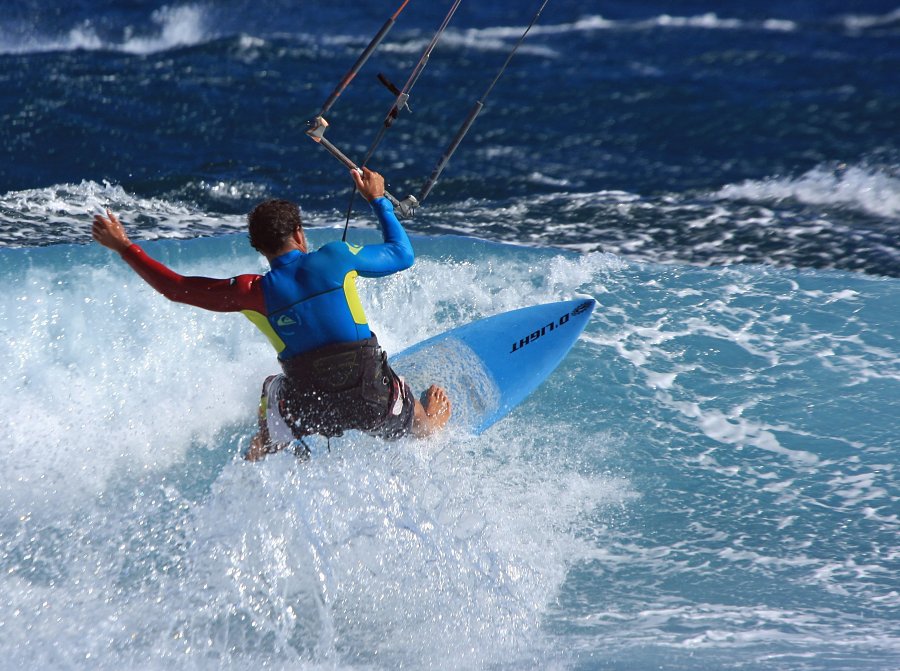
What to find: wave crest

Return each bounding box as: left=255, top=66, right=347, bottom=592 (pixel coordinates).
left=0, top=4, right=211, bottom=56
left=0, top=180, right=240, bottom=247
left=716, top=163, right=900, bottom=219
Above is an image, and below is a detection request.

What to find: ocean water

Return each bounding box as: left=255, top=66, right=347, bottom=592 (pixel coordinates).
left=1, top=2, right=898, bottom=669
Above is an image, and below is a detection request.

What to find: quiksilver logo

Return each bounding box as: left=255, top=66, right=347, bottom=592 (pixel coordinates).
left=572, top=300, right=593, bottom=316
left=276, top=315, right=298, bottom=327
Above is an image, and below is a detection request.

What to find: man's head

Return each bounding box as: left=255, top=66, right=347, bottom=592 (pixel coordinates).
left=248, top=199, right=306, bottom=257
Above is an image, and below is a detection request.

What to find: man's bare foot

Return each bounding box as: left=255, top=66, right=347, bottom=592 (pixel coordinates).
left=412, top=384, right=452, bottom=438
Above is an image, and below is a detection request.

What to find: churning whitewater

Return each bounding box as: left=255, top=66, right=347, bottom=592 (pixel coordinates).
left=1, top=1, right=898, bottom=669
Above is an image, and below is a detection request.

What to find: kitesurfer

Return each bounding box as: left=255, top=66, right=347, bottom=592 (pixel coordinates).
left=92, top=168, right=451, bottom=460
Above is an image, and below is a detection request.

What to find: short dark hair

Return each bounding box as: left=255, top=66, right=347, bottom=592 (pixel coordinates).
left=247, top=199, right=302, bottom=255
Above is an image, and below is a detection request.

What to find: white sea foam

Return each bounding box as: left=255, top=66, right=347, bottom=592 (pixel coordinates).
left=0, top=4, right=211, bottom=56
left=0, top=232, right=618, bottom=516
left=408, top=13, right=797, bottom=44
left=716, top=164, right=900, bottom=219
left=464, top=15, right=617, bottom=40
left=838, top=7, right=900, bottom=32
left=0, top=8, right=810, bottom=59
left=0, top=254, right=272, bottom=513
left=378, top=11, right=799, bottom=60
left=644, top=13, right=743, bottom=30
left=527, top=171, right=572, bottom=188
left=635, top=13, right=797, bottom=32
left=580, top=258, right=899, bottom=498
left=120, top=4, right=209, bottom=54
left=2, top=232, right=899, bottom=666
left=1, top=180, right=201, bottom=234
left=381, top=29, right=558, bottom=58
left=0, top=238, right=627, bottom=668
left=430, top=179, right=897, bottom=274
left=0, top=180, right=315, bottom=247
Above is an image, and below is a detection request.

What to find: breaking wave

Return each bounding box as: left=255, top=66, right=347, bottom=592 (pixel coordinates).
left=716, top=163, right=900, bottom=220
left=0, top=4, right=211, bottom=56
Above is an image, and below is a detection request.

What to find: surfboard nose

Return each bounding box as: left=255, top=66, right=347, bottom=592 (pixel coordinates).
left=571, top=297, right=596, bottom=318
left=394, top=299, right=597, bottom=435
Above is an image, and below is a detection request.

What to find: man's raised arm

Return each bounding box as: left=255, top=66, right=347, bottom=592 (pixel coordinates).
left=349, top=168, right=415, bottom=276
left=92, top=210, right=264, bottom=313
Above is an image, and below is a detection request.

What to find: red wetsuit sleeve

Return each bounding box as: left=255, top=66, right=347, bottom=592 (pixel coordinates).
left=120, top=244, right=266, bottom=313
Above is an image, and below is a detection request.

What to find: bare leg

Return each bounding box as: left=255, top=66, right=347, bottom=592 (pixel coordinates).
left=244, top=432, right=269, bottom=461
left=412, top=384, right=452, bottom=438
left=244, top=431, right=293, bottom=461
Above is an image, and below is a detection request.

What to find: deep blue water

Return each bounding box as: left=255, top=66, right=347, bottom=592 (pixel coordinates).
left=1, top=2, right=898, bottom=669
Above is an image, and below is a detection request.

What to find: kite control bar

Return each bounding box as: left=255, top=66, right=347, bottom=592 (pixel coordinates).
left=306, top=0, right=551, bottom=225
left=306, top=116, right=419, bottom=219
left=306, top=0, right=461, bottom=226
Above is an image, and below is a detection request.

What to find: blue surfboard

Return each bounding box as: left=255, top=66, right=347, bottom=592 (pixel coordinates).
left=392, top=298, right=596, bottom=434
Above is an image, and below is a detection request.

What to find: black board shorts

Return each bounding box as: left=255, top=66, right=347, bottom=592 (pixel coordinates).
left=257, top=335, right=415, bottom=446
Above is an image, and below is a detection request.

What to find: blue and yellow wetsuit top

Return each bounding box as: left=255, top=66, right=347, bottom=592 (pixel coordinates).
left=119, top=197, right=414, bottom=360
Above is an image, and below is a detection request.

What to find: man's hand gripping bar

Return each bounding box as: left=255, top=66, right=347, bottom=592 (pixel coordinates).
left=306, top=117, right=419, bottom=219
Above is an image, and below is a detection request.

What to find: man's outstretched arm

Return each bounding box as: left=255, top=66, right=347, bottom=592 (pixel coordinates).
left=92, top=210, right=264, bottom=313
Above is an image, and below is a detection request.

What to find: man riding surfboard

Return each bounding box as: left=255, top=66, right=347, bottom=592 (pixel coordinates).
left=92, top=168, right=451, bottom=460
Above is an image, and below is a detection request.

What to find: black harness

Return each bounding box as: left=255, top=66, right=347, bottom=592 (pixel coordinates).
left=277, top=334, right=397, bottom=438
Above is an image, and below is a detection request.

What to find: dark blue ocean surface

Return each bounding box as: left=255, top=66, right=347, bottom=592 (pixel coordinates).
left=1, top=0, right=898, bottom=273
left=1, top=2, right=899, bottom=670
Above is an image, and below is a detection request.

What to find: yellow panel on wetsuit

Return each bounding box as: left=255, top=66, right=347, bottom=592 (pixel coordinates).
left=250, top=197, right=415, bottom=360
